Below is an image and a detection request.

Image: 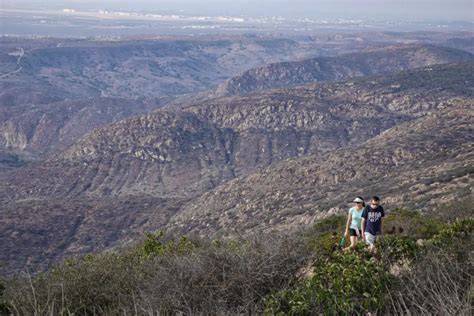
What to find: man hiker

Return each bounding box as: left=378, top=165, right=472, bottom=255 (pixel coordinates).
left=361, top=196, right=384, bottom=254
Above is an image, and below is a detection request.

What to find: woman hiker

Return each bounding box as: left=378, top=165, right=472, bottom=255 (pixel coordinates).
left=343, top=197, right=365, bottom=252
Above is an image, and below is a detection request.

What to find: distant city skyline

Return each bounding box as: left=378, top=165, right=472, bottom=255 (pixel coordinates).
left=3, top=0, right=474, bottom=21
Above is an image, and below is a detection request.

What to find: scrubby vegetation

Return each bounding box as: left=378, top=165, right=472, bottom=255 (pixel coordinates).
left=265, top=210, right=473, bottom=315
left=1, top=233, right=309, bottom=314
left=1, top=204, right=472, bottom=315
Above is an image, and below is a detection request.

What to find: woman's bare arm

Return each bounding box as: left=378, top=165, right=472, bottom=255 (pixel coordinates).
left=345, top=213, right=352, bottom=236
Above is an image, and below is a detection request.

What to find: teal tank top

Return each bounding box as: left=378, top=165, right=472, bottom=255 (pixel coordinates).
left=349, top=207, right=364, bottom=230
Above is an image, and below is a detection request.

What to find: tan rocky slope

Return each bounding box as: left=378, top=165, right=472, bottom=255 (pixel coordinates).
left=2, top=62, right=469, bottom=202
left=0, top=62, right=471, bottom=203
left=168, top=103, right=473, bottom=235
left=215, top=44, right=474, bottom=96
left=1, top=41, right=471, bottom=171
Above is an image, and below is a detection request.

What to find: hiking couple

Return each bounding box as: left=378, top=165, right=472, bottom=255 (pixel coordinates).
left=343, top=196, right=384, bottom=253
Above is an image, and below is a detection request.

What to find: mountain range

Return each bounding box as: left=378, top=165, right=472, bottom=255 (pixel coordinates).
left=215, top=44, right=473, bottom=96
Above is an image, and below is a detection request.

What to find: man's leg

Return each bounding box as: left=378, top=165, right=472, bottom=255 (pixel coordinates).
left=364, top=232, right=377, bottom=254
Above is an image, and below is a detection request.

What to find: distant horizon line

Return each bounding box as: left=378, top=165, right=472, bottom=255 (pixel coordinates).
left=1, top=7, right=474, bottom=24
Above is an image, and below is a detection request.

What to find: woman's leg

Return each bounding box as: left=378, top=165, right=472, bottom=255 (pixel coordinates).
left=350, top=236, right=358, bottom=250
left=344, top=236, right=358, bottom=251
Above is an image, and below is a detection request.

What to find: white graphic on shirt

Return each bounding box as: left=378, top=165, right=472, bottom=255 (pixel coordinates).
left=368, top=211, right=382, bottom=222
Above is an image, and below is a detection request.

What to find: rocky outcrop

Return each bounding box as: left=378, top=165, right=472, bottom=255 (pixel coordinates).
left=0, top=97, right=169, bottom=160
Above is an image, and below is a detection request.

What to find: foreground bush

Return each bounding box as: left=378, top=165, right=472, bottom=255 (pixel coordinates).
left=264, top=249, right=392, bottom=315
left=137, top=235, right=309, bottom=313
left=5, top=252, right=148, bottom=314
left=307, top=214, right=346, bottom=258
left=387, top=251, right=472, bottom=315
left=3, top=233, right=308, bottom=314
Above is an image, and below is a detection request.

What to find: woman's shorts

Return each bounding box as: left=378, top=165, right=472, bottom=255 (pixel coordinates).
left=349, top=228, right=361, bottom=237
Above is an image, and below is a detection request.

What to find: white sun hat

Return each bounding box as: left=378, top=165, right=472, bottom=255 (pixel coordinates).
left=353, top=197, right=364, bottom=203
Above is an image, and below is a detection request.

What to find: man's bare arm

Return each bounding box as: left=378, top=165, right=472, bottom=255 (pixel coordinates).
left=361, top=218, right=366, bottom=239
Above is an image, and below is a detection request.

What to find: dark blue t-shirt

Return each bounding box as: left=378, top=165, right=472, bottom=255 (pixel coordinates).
left=362, top=205, right=384, bottom=235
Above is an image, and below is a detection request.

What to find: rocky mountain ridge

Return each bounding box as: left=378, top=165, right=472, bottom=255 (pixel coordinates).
left=1, top=62, right=471, bottom=202
left=215, top=45, right=474, bottom=96
left=0, top=36, right=328, bottom=107
left=1, top=42, right=472, bottom=169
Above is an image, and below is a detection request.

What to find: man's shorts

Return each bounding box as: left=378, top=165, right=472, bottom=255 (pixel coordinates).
left=364, top=232, right=377, bottom=247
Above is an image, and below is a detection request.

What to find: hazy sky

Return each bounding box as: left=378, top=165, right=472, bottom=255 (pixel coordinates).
left=4, top=0, right=474, bottom=21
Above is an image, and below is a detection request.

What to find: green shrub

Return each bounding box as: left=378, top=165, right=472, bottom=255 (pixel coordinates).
left=307, top=214, right=346, bottom=258
left=265, top=215, right=473, bottom=316
left=384, top=208, right=445, bottom=239
left=431, top=218, right=474, bottom=245
left=210, top=238, right=243, bottom=252
left=5, top=252, right=147, bottom=314
left=4, top=231, right=199, bottom=314
left=136, top=230, right=196, bottom=258
left=429, top=218, right=474, bottom=261
left=265, top=250, right=393, bottom=315
left=378, top=235, right=418, bottom=263
left=139, top=235, right=308, bottom=314
left=308, top=232, right=340, bottom=259
left=312, top=214, right=346, bottom=234
left=385, top=218, right=473, bottom=314
left=3, top=208, right=471, bottom=315
left=4, top=233, right=308, bottom=314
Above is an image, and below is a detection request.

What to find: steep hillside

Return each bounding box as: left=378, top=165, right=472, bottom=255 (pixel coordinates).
left=215, top=45, right=473, bottom=96
left=0, top=111, right=236, bottom=201
left=169, top=103, right=473, bottom=235
left=1, top=62, right=472, bottom=202
left=11, top=62, right=467, bottom=200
